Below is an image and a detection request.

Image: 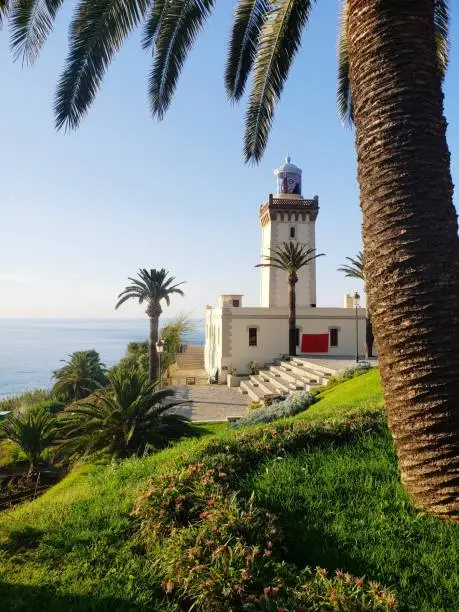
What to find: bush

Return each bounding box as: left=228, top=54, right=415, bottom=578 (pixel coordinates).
left=248, top=401, right=263, bottom=411
left=1, top=405, right=57, bottom=476
left=133, top=409, right=393, bottom=611
left=326, top=363, right=372, bottom=389
left=233, top=391, right=314, bottom=427
left=0, top=389, right=52, bottom=416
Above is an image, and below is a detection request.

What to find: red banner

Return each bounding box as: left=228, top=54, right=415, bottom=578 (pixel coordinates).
left=301, top=334, right=329, bottom=353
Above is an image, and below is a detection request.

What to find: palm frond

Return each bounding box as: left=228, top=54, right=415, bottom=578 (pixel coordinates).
left=244, top=0, right=313, bottom=163
left=142, top=0, right=169, bottom=50
left=256, top=240, right=324, bottom=272
left=10, top=0, right=65, bottom=65
left=337, top=251, right=364, bottom=280
left=434, top=0, right=449, bottom=77
left=337, top=0, right=352, bottom=125
left=225, top=0, right=269, bottom=101
left=149, top=0, right=216, bottom=120
left=0, top=0, right=9, bottom=27
left=54, top=0, right=149, bottom=131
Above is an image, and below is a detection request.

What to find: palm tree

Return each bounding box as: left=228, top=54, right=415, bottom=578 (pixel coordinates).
left=52, top=350, right=107, bottom=403
left=5, top=2, right=459, bottom=517
left=338, top=251, right=374, bottom=358
left=115, top=269, right=185, bottom=382
left=256, top=241, right=324, bottom=356
left=59, top=368, right=191, bottom=460
left=2, top=406, right=57, bottom=477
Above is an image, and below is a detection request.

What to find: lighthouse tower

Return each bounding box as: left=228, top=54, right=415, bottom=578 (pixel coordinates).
left=259, top=157, right=319, bottom=308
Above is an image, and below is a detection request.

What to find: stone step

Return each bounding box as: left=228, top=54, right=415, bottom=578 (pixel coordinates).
left=279, top=362, right=329, bottom=385
left=278, top=362, right=320, bottom=384
left=269, top=366, right=305, bottom=389
left=291, top=358, right=336, bottom=377
left=259, top=370, right=293, bottom=393
left=286, top=361, right=330, bottom=385
left=240, top=380, right=265, bottom=402
left=250, top=375, right=281, bottom=396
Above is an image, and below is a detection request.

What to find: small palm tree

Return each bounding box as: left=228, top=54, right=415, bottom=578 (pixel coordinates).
left=337, top=251, right=374, bottom=358
left=115, top=269, right=185, bottom=382
left=256, top=241, right=324, bottom=356
left=52, top=350, right=107, bottom=403
left=59, top=368, right=191, bottom=460
left=2, top=406, right=57, bottom=477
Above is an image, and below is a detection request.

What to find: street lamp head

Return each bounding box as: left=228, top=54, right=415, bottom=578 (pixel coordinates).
left=156, top=338, right=164, bottom=354
left=353, top=291, right=360, bottom=306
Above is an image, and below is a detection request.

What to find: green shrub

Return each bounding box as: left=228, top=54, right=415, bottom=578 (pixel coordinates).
left=59, top=368, right=192, bottom=461
left=0, top=389, right=52, bottom=416
left=1, top=405, right=57, bottom=475
left=248, top=360, right=260, bottom=375
left=133, top=410, right=393, bottom=611
left=233, top=391, right=314, bottom=427
left=248, top=401, right=263, bottom=411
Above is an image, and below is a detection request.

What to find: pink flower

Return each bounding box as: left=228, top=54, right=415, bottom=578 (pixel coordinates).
left=264, top=549, right=272, bottom=557
left=266, top=541, right=273, bottom=549
left=199, top=511, right=209, bottom=519
left=207, top=499, right=216, bottom=506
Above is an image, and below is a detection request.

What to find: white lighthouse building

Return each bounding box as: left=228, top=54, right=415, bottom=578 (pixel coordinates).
left=260, top=156, right=319, bottom=308
left=204, top=157, right=366, bottom=382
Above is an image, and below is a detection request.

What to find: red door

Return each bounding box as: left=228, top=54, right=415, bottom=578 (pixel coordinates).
left=301, top=334, right=329, bottom=353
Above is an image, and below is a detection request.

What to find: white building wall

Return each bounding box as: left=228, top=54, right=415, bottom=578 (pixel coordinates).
left=204, top=305, right=367, bottom=378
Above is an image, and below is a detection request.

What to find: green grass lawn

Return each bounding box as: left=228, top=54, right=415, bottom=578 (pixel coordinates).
left=1, top=369, right=458, bottom=611
left=0, top=438, right=16, bottom=467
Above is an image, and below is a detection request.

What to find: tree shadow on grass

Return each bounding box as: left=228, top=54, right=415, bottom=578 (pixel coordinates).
left=0, top=582, right=161, bottom=612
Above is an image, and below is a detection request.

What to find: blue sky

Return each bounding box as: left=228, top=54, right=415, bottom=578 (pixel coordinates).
left=1, top=2, right=459, bottom=319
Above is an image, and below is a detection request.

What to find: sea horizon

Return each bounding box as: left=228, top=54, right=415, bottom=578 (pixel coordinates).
left=0, top=317, right=204, bottom=399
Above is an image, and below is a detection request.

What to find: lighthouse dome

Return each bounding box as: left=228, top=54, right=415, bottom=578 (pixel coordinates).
left=273, top=156, right=302, bottom=195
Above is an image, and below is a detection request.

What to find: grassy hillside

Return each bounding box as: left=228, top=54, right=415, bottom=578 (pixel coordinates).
left=1, top=369, right=458, bottom=611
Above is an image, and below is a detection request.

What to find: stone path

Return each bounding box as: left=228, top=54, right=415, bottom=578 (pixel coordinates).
left=167, top=384, right=248, bottom=422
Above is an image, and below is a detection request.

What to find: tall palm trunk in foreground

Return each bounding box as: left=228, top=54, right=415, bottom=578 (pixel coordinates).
left=348, top=0, right=459, bottom=518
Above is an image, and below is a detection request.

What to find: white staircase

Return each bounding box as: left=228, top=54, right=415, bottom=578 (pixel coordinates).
left=239, top=358, right=336, bottom=404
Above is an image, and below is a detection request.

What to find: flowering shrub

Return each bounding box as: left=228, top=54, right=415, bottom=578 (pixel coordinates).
left=244, top=566, right=397, bottom=610
left=132, top=409, right=395, bottom=610
left=232, top=391, right=314, bottom=427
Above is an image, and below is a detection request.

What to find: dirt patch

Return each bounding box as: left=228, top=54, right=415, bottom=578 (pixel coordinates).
left=0, top=463, right=64, bottom=511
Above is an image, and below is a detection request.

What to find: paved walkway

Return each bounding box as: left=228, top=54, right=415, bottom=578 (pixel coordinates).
left=167, top=384, right=248, bottom=422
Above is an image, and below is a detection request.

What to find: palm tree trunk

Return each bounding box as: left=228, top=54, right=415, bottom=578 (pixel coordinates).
left=288, top=273, right=297, bottom=356
left=146, top=302, right=162, bottom=383
left=348, top=0, right=459, bottom=519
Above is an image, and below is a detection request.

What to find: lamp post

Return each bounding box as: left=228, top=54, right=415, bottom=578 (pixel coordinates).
left=156, top=338, right=164, bottom=386
left=353, top=292, right=360, bottom=363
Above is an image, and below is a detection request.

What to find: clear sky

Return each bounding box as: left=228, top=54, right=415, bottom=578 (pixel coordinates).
left=1, top=2, right=459, bottom=319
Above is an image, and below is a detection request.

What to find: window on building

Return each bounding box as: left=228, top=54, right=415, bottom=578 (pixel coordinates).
left=330, top=328, right=339, bottom=347
left=290, top=226, right=296, bottom=239
left=232, top=299, right=240, bottom=307
left=248, top=327, right=258, bottom=347
left=295, top=328, right=300, bottom=347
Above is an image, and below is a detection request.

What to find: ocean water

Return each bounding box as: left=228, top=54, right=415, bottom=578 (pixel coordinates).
left=0, top=319, right=204, bottom=399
